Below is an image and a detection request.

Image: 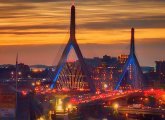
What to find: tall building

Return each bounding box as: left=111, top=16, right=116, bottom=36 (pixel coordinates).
left=118, top=54, right=129, bottom=64
left=102, top=55, right=117, bottom=66
left=91, top=63, right=114, bottom=91
left=156, top=61, right=165, bottom=74
left=85, top=57, right=102, bottom=67
left=84, top=55, right=117, bottom=91
left=155, top=60, right=165, bottom=83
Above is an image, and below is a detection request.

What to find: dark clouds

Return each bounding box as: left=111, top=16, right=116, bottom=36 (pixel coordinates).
left=0, top=24, right=66, bottom=31
left=78, top=15, right=165, bottom=30
left=0, top=15, right=164, bottom=35
left=0, top=0, right=164, bottom=32
left=0, top=0, right=61, bottom=3
left=0, top=31, right=65, bottom=35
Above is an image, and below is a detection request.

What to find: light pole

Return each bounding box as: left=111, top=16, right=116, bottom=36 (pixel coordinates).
left=15, top=53, right=18, bottom=120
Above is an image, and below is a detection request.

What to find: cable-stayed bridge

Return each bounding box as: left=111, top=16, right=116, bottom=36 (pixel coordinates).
left=6, top=3, right=162, bottom=120
left=36, top=3, right=148, bottom=116
left=47, top=3, right=144, bottom=94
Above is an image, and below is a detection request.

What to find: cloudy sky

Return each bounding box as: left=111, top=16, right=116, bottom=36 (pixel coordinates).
left=0, top=0, right=164, bottom=66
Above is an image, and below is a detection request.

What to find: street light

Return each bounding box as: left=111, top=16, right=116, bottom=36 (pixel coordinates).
left=18, top=72, right=22, bottom=75
left=32, top=82, right=35, bottom=86
left=66, top=103, right=73, bottom=112
left=113, top=103, right=119, bottom=110
left=36, top=81, right=41, bottom=86
left=67, top=104, right=72, bottom=109
left=37, top=117, right=45, bottom=120
left=104, top=84, right=108, bottom=89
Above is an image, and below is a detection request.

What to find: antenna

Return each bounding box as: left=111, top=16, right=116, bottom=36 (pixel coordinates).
left=16, top=53, right=18, bottom=83
left=15, top=53, right=18, bottom=120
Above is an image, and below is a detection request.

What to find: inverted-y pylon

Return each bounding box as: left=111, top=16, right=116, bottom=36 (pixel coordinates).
left=50, top=4, right=96, bottom=93
left=115, top=28, right=143, bottom=90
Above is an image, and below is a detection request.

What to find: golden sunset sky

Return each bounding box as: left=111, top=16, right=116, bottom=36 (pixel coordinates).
left=0, top=0, right=165, bottom=66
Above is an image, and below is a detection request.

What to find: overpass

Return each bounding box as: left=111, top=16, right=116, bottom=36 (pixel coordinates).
left=118, top=107, right=165, bottom=115
left=69, top=90, right=142, bottom=106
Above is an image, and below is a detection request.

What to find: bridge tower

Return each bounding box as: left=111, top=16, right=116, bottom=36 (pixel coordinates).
left=115, top=28, right=143, bottom=90
left=50, top=4, right=96, bottom=93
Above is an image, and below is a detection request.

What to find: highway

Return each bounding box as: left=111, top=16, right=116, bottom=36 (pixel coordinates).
left=118, top=106, right=165, bottom=115
left=69, top=90, right=142, bottom=105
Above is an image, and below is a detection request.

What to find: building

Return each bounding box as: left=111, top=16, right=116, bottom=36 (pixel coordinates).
left=85, top=55, right=117, bottom=91
left=84, top=57, right=102, bottom=68
left=30, top=65, right=50, bottom=79
left=118, top=54, right=129, bottom=64
left=156, top=61, right=165, bottom=74
left=0, top=63, right=30, bottom=81
left=30, top=65, right=48, bottom=73
left=91, top=63, right=114, bottom=91
left=155, top=60, right=165, bottom=83
left=102, top=55, right=117, bottom=66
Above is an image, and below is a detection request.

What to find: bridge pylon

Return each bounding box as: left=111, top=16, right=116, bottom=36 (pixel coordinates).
left=50, top=5, right=96, bottom=93
left=115, top=28, right=143, bottom=90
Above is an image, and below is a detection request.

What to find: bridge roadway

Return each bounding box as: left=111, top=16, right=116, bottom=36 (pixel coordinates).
left=118, top=106, right=165, bottom=115
left=69, top=90, right=142, bottom=106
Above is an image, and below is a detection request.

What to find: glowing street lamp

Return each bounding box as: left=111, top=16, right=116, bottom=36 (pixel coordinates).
left=104, top=84, right=108, bottom=89
left=125, top=113, right=128, bottom=118
left=11, top=72, right=14, bottom=75
left=36, top=81, right=41, bottom=86
left=32, top=82, right=35, bottom=86
left=113, top=103, right=119, bottom=110
left=18, top=72, right=22, bottom=75
left=66, top=103, right=73, bottom=112
left=37, top=117, right=45, bottom=120
left=67, top=104, right=72, bottom=109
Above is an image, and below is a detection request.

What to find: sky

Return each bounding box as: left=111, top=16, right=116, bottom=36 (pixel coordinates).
left=0, top=0, right=164, bottom=66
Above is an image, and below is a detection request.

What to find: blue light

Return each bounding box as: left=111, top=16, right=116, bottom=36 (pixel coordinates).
left=115, top=56, right=134, bottom=90
left=50, top=44, right=73, bottom=89
left=50, top=63, right=64, bottom=89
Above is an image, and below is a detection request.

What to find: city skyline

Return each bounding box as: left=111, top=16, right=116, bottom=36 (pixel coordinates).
left=0, top=0, right=164, bottom=66
left=0, top=1, right=165, bottom=119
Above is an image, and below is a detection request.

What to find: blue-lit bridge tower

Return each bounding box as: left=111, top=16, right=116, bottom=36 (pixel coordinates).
left=50, top=4, right=96, bottom=93
left=116, top=28, right=143, bottom=90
